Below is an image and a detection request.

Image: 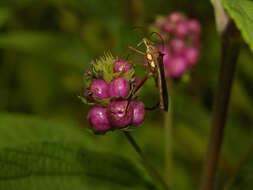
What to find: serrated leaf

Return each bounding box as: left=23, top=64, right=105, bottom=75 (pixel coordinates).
left=222, top=0, right=253, bottom=52
left=0, top=113, right=153, bottom=190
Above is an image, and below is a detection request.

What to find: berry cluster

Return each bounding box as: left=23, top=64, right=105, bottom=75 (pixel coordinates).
left=154, top=12, right=201, bottom=78
left=80, top=55, right=145, bottom=134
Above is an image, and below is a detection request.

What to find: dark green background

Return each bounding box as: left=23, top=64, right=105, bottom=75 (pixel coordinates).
left=0, top=0, right=252, bottom=189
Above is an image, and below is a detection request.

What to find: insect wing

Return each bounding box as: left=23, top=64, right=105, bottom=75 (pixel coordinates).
left=157, top=53, right=169, bottom=111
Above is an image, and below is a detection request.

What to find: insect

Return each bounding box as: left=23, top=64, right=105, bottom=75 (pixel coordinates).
left=123, top=37, right=169, bottom=112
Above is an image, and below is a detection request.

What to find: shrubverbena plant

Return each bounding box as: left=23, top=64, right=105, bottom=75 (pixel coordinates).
left=80, top=53, right=145, bottom=133
left=79, top=12, right=202, bottom=190
left=152, top=12, right=201, bottom=78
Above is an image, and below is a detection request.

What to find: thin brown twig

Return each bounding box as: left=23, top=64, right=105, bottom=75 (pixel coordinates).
left=200, top=23, right=241, bottom=190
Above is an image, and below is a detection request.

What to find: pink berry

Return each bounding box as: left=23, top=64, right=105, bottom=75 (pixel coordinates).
left=107, top=100, right=133, bottom=128
left=162, top=22, right=175, bottom=33
left=187, top=19, right=201, bottom=35
left=113, top=60, right=131, bottom=73
left=170, top=38, right=185, bottom=55
left=168, top=12, right=185, bottom=24
left=108, top=77, right=130, bottom=98
left=88, top=107, right=110, bottom=132
left=168, top=56, right=188, bottom=78
left=159, top=46, right=172, bottom=79
left=89, top=79, right=109, bottom=99
left=174, top=21, right=189, bottom=38
left=184, top=47, right=199, bottom=67
left=130, top=100, right=145, bottom=126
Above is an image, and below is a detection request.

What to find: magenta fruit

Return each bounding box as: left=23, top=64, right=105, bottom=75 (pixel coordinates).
left=88, top=107, right=111, bottom=132
left=170, top=38, right=185, bottom=55
left=184, top=47, right=199, bottom=67
left=168, top=56, right=188, bottom=78
left=168, top=12, right=185, bottom=24
left=108, top=77, right=130, bottom=98
left=89, top=79, right=109, bottom=99
left=107, top=100, right=133, bottom=128
left=113, top=60, right=131, bottom=73
left=130, top=100, right=145, bottom=126
left=174, top=21, right=189, bottom=38
left=162, top=21, right=175, bottom=33
left=187, top=19, right=201, bottom=35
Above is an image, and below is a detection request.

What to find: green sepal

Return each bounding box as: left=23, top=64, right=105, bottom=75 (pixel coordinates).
left=120, top=125, right=139, bottom=132
left=92, top=96, right=111, bottom=106
left=77, top=95, right=95, bottom=106
left=92, top=52, right=115, bottom=83
left=83, top=75, right=93, bottom=88
left=121, top=67, right=135, bottom=81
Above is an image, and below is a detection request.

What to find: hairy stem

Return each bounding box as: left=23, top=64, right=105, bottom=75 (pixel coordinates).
left=124, top=131, right=170, bottom=190
left=200, top=23, right=241, bottom=190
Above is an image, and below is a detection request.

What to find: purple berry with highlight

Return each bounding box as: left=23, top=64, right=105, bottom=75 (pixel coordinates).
left=108, top=77, right=130, bottom=98
left=89, top=79, right=109, bottom=99
left=184, top=47, right=199, bottom=67
left=107, top=100, right=133, bottom=128
left=114, top=60, right=131, bottom=73
left=130, top=100, right=145, bottom=126
left=168, top=56, right=188, bottom=78
left=88, top=107, right=110, bottom=132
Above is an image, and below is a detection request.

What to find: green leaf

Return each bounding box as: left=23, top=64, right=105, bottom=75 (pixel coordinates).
left=222, top=0, right=253, bottom=52
left=223, top=145, right=253, bottom=190
left=0, top=113, right=153, bottom=190
left=0, top=8, right=11, bottom=28
left=0, top=31, right=89, bottom=69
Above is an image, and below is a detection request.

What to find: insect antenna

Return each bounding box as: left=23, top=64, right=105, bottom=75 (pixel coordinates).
left=149, top=32, right=165, bottom=52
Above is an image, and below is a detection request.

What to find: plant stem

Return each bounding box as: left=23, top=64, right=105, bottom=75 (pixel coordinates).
left=124, top=131, right=170, bottom=190
left=200, top=23, right=241, bottom=190
left=164, top=82, right=173, bottom=185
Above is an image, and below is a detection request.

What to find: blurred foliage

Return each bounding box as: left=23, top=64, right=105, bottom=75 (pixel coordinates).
left=0, top=0, right=252, bottom=190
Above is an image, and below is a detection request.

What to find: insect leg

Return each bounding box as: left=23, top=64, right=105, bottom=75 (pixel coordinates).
left=128, top=60, right=146, bottom=66
left=131, top=73, right=149, bottom=96
left=145, top=102, right=160, bottom=110
left=118, top=40, right=145, bottom=60
left=128, top=46, right=146, bottom=56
